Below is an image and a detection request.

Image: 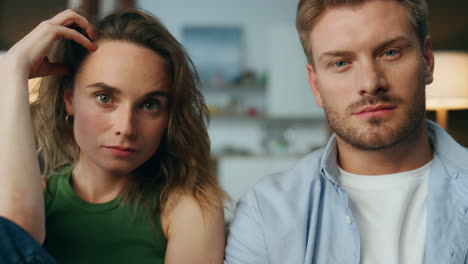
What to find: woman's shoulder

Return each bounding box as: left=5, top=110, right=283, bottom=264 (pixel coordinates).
left=160, top=193, right=225, bottom=263
left=44, top=165, right=72, bottom=188
left=160, top=193, right=224, bottom=230
left=43, top=165, right=72, bottom=210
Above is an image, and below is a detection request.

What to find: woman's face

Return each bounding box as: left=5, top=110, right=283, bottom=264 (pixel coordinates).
left=64, top=40, right=170, bottom=176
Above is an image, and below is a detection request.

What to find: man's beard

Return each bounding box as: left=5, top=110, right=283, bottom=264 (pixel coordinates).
left=323, top=84, right=426, bottom=151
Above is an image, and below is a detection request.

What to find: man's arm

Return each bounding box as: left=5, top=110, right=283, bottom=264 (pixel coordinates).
left=0, top=217, right=57, bottom=263
left=224, top=191, right=269, bottom=264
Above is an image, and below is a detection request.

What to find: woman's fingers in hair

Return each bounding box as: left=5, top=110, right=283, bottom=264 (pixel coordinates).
left=30, top=12, right=97, bottom=78
left=49, top=9, right=98, bottom=41
left=51, top=25, right=97, bottom=52
left=3, top=9, right=97, bottom=79
left=25, top=20, right=96, bottom=78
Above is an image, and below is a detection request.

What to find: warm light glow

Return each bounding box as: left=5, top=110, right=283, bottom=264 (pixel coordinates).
left=426, top=51, right=468, bottom=110
left=28, top=77, right=41, bottom=103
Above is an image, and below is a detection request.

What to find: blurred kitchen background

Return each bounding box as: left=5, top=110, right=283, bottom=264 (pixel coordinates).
left=1, top=0, right=467, bottom=221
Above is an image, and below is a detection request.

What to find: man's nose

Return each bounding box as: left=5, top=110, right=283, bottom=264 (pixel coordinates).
left=356, top=60, right=388, bottom=96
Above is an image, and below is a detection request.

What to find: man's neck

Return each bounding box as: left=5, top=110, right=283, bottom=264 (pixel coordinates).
left=337, top=122, right=433, bottom=176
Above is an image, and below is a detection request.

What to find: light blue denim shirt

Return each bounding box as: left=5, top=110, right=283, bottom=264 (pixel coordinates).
left=225, top=120, right=468, bottom=264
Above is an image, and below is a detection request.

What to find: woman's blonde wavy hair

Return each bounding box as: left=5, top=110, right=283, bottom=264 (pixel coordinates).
left=32, top=8, right=227, bottom=218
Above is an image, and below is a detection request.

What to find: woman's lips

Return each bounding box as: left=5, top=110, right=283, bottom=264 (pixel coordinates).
left=105, top=146, right=137, bottom=157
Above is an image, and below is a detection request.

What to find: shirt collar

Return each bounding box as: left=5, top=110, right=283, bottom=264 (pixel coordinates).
left=318, top=119, right=466, bottom=186
left=319, top=133, right=340, bottom=187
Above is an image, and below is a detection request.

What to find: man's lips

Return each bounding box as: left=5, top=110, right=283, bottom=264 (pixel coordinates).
left=354, top=105, right=396, bottom=115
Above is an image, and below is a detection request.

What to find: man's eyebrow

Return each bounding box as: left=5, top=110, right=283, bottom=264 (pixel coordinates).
left=86, top=82, right=168, bottom=98
left=318, top=51, right=354, bottom=63
left=374, top=36, right=412, bottom=53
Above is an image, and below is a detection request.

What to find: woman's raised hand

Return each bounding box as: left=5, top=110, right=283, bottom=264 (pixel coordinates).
left=4, top=9, right=97, bottom=78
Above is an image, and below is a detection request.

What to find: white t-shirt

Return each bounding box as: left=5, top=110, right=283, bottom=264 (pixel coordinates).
left=338, top=161, right=432, bottom=264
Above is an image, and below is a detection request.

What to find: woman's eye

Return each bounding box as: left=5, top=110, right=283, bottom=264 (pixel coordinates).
left=142, top=100, right=160, bottom=111
left=97, top=94, right=112, bottom=104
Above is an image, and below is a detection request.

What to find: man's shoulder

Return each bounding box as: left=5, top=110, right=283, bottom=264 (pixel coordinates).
left=226, top=148, right=330, bottom=264
left=429, top=122, right=468, bottom=186
left=439, top=145, right=468, bottom=195
left=247, top=148, right=326, bottom=206
left=429, top=120, right=468, bottom=171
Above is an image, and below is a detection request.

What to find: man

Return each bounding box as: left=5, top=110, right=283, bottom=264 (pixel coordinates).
left=224, top=0, right=468, bottom=263
left=0, top=217, right=56, bottom=263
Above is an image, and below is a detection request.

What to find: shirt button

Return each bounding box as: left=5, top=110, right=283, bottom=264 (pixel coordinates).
left=345, top=215, right=352, bottom=224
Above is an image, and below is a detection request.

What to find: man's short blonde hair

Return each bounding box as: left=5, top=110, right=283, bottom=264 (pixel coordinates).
left=296, top=0, right=429, bottom=64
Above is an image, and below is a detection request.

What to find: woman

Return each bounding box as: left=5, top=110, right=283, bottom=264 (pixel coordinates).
left=0, top=8, right=226, bottom=264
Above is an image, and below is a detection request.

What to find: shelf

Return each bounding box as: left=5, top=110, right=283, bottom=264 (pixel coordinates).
left=211, top=153, right=307, bottom=160
left=208, top=113, right=325, bottom=123
left=209, top=113, right=266, bottom=120
left=201, top=84, right=265, bottom=92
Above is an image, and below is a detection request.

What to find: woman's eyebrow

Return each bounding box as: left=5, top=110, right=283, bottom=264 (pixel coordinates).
left=86, top=82, right=121, bottom=94
left=144, top=90, right=168, bottom=98
left=86, top=82, right=168, bottom=98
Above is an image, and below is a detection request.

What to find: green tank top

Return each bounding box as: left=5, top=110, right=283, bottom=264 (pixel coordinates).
left=43, top=168, right=167, bottom=264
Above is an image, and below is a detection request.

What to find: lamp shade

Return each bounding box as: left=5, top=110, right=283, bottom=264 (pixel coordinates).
left=426, top=51, right=468, bottom=110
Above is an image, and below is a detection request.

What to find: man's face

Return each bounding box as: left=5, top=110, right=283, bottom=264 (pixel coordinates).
left=307, top=0, right=434, bottom=151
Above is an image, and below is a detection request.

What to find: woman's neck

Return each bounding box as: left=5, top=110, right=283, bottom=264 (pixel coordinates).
left=70, top=156, right=131, bottom=204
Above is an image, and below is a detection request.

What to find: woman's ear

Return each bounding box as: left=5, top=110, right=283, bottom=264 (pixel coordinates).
left=63, top=89, right=75, bottom=116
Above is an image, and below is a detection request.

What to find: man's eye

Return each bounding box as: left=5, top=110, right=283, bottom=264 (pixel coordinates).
left=334, top=61, right=348, bottom=68
left=97, top=94, right=112, bottom=104
left=142, top=100, right=160, bottom=111
left=384, top=49, right=399, bottom=57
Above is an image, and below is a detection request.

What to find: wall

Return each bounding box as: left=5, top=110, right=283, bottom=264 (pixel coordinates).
left=137, top=0, right=297, bottom=75
left=0, top=0, right=68, bottom=49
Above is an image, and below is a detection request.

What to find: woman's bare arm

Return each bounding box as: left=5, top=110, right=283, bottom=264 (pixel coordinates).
left=0, top=55, right=44, bottom=243
left=0, top=9, right=96, bottom=244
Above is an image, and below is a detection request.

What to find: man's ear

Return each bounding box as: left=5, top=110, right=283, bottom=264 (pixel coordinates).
left=306, top=64, right=323, bottom=107
left=63, top=89, right=75, bottom=116
left=422, top=36, right=434, bottom=85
